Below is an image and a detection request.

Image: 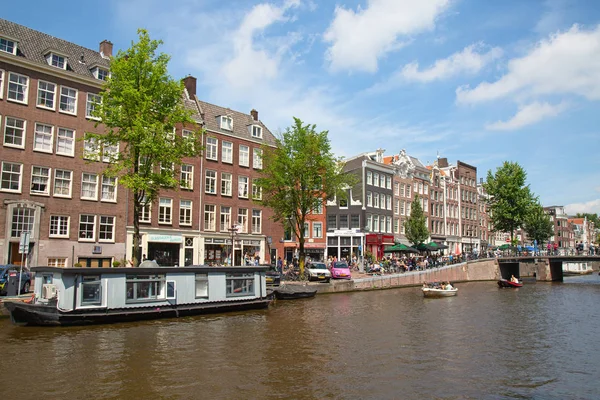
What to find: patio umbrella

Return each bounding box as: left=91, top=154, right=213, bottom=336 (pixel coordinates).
left=415, top=243, right=437, bottom=252
left=427, top=241, right=448, bottom=250
left=384, top=243, right=418, bottom=253
left=454, top=243, right=461, bottom=255
left=498, top=244, right=512, bottom=251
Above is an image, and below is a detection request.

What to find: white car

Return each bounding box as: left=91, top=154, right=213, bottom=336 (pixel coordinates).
left=305, top=262, right=331, bottom=282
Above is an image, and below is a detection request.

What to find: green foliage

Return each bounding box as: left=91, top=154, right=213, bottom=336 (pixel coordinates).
left=483, top=161, right=536, bottom=241
left=405, top=194, right=429, bottom=246
left=256, top=118, right=357, bottom=274
left=523, top=202, right=554, bottom=245
left=86, top=29, right=203, bottom=266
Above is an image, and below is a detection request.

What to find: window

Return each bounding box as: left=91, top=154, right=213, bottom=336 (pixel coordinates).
left=126, top=274, right=165, bottom=302
left=8, top=72, right=29, bottom=104
left=252, top=179, right=262, bottom=200
left=0, top=69, right=4, bottom=99
left=366, top=171, right=372, bottom=185
left=222, top=141, right=233, bottom=163
left=340, top=215, right=349, bottom=229
left=380, top=175, right=385, bottom=188
left=81, top=173, right=98, bottom=200
left=101, top=176, right=117, bottom=202
left=83, top=138, right=100, bottom=160
left=102, top=143, right=118, bottom=163
left=79, top=214, right=96, bottom=241
left=205, top=170, right=217, bottom=194
left=386, top=175, right=392, bottom=189
left=239, top=145, right=249, bottom=167
left=252, top=209, right=261, bottom=233
left=59, top=86, right=77, bottom=114
left=81, top=276, right=102, bottom=306
left=221, top=172, right=232, bottom=196
left=387, top=195, right=392, bottom=210
left=56, top=128, right=75, bottom=156
left=238, top=176, right=249, bottom=198
left=0, top=38, right=16, bottom=55
left=1, top=162, right=22, bottom=192
left=251, top=125, right=262, bottom=138
left=220, top=206, right=231, bottom=232
left=92, top=67, right=109, bottom=81
left=313, top=222, right=323, bottom=238
left=53, top=169, right=72, bottom=197
left=34, top=123, right=54, bottom=153
left=180, top=200, right=192, bottom=226
left=140, top=197, right=151, bottom=223
left=373, top=193, right=379, bottom=208
left=99, top=216, right=115, bottom=242
left=195, top=274, right=209, bottom=298
left=367, top=191, right=372, bottom=207
left=238, top=208, right=248, bottom=233
left=47, top=258, right=67, bottom=268
left=366, top=214, right=372, bottom=232
left=86, top=93, right=101, bottom=119
left=204, top=204, right=216, bottom=231
left=158, top=198, right=172, bottom=224
left=304, top=222, right=310, bottom=238
left=10, top=207, right=34, bottom=238
left=205, top=137, right=218, bottom=160
left=373, top=173, right=379, bottom=187
left=180, top=164, right=193, bottom=189
left=351, top=214, right=360, bottom=229
left=31, top=166, right=50, bottom=195
left=313, top=202, right=323, bottom=214
left=253, top=148, right=263, bottom=169
left=49, top=215, right=69, bottom=238
left=327, top=214, right=337, bottom=230
left=4, top=117, right=26, bottom=148
left=226, top=273, right=254, bottom=297
left=220, top=116, right=233, bottom=131
left=182, top=129, right=195, bottom=151
left=47, top=53, right=66, bottom=69
left=37, top=81, right=56, bottom=109
left=395, top=199, right=399, bottom=215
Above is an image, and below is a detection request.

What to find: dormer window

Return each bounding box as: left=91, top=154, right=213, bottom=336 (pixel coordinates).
left=91, top=66, right=110, bottom=81
left=46, top=53, right=67, bottom=70
left=0, top=38, right=16, bottom=55
left=219, top=116, right=233, bottom=131
left=250, top=125, right=262, bottom=139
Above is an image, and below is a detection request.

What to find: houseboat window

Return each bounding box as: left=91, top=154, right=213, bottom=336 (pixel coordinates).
left=126, top=274, right=165, bottom=302
left=42, top=274, right=53, bottom=284
left=195, top=273, right=209, bottom=298
left=166, top=281, right=176, bottom=299
left=81, top=276, right=102, bottom=306
left=225, top=273, right=254, bottom=297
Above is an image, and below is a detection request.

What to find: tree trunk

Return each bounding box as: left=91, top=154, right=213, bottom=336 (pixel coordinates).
left=133, top=190, right=141, bottom=267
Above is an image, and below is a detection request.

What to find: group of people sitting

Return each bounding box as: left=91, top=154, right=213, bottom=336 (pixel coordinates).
left=423, top=281, right=454, bottom=290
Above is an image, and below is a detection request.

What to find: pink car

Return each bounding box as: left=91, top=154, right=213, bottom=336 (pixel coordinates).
left=330, top=261, right=352, bottom=279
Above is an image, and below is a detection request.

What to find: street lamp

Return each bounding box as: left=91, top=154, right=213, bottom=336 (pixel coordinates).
left=228, top=224, right=240, bottom=266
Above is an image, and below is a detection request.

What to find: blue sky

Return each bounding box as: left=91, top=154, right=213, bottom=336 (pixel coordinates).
left=5, top=0, right=600, bottom=214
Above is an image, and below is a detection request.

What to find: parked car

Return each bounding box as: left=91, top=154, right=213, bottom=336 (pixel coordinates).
left=330, top=261, right=352, bottom=280
left=0, top=265, right=31, bottom=296
left=305, top=262, right=331, bottom=282
left=264, top=265, right=281, bottom=286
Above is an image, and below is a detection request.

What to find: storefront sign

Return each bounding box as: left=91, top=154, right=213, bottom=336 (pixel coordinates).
left=304, top=243, right=326, bottom=249
left=243, top=240, right=261, bottom=246
left=333, top=229, right=361, bottom=236
left=147, top=234, right=183, bottom=243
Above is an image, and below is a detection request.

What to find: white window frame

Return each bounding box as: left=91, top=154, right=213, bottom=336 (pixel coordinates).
left=140, top=197, right=151, bottom=223
left=0, top=69, right=4, bottom=100
left=81, top=173, right=99, bottom=200
left=180, top=164, right=193, bottom=189
left=238, top=208, right=248, bottom=233
left=158, top=198, right=173, bottom=224
left=53, top=169, right=72, bottom=198
left=251, top=125, right=262, bottom=138
left=102, top=143, right=119, bottom=163
left=59, top=86, right=78, bottom=115
left=92, top=67, right=110, bottom=81
left=252, top=179, right=262, bottom=200
left=180, top=200, right=192, bottom=226
left=205, top=170, right=217, bottom=194
left=222, top=141, right=233, bottom=164
left=48, top=258, right=67, bottom=268
left=33, top=123, right=54, bottom=153
left=313, top=222, right=323, bottom=239
left=239, top=145, right=249, bottom=167
left=7, top=72, right=29, bottom=104
left=49, top=215, right=70, bottom=238
left=47, top=53, right=67, bottom=70
left=253, top=148, right=263, bottom=169
left=221, top=172, right=232, bottom=196
left=220, top=116, right=233, bottom=131
left=386, top=175, right=392, bottom=189
left=0, top=161, right=22, bottom=193
left=204, top=204, right=216, bottom=231
left=56, top=128, right=75, bottom=157
left=78, top=214, right=96, bottom=242
left=373, top=173, right=379, bottom=187
left=0, top=38, right=16, bottom=55
left=220, top=206, right=231, bottom=232
left=83, top=138, right=100, bottom=161
left=3, top=116, right=26, bottom=149
left=37, top=80, right=56, bottom=110
left=367, top=191, right=372, bottom=207
left=238, top=176, right=249, bottom=198
left=252, top=209, right=262, bottom=234
left=206, top=137, right=218, bottom=160
left=86, top=93, right=102, bottom=120
left=30, top=166, right=51, bottom=196
left=98, top=216, right=115, bottom=243
left=101, top=176, right=117, bottom=202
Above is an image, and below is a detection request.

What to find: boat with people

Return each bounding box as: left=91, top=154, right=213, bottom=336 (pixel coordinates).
left=497, top=276, right=523, bottom=288
left=422, top=282, right=458, bottom=298
left=3, top=265, right=272, bottom=326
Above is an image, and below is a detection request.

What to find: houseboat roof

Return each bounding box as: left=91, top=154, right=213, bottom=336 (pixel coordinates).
left=31, top=266, right=269, bottom=275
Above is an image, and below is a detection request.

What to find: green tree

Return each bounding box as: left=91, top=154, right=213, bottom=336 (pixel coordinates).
left=86, top=29, right=203, bottom=266
left=523, top=202, right=554, bottom=249
left=405, top=194, right=429, bottom=247
left=257, top=118, right=356, bottom=276
left=483, top=161, right=535, bottom=245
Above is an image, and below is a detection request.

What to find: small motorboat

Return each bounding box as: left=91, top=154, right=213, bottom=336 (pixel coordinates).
left=422, top=283, right=458, bottom=298
left=497, top=279, right=523, bottom=288
left=273, top=285, right=317, bottom=300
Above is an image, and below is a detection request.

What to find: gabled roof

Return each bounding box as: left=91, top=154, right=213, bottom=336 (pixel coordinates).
left=195, top=99, right=276, bottom=146
left=568, top=218, right=585, bottom=225
left=0, top=18, right=110, bottom=79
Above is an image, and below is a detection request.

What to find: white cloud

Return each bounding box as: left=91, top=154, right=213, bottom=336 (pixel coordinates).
left=323, top=0, right=450, bottom=73
left=401, top=43, right=502, bottom=82
left=457, top=24, right=600, bottom=104
left=485, top=101, right=569, bottom=131
left=565, top=199, right=600, bottom=215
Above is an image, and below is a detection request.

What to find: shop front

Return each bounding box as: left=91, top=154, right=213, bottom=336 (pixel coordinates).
left=326, top=230, right=364, bottom=263
left=147, top=233, right=182, bottom=266
left=202, top=236, right=264, bottom=266
left=304, top=243, right=326, bottom=262
left=365, top=234, right=394, bottom=260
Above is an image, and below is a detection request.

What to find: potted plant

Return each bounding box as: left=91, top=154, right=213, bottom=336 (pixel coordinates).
left=74, top=262, right=82, bottom=268
left=112, top=260, right=121, bottom=268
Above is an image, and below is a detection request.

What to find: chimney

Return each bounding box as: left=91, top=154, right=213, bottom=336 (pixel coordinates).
left=183, top=75, right=197, bottom=97
left=250, top=109, right=258, bottom=121
left=438, top=157, right=448, bottom=168
left=99, top=40, right=113, bottom=57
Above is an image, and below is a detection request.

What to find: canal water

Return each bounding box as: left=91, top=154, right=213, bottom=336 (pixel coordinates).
left=1, top=275, right=599, bottom=400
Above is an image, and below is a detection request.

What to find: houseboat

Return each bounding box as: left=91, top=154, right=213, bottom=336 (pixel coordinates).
left=4, top=265, right=271, bottom=326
